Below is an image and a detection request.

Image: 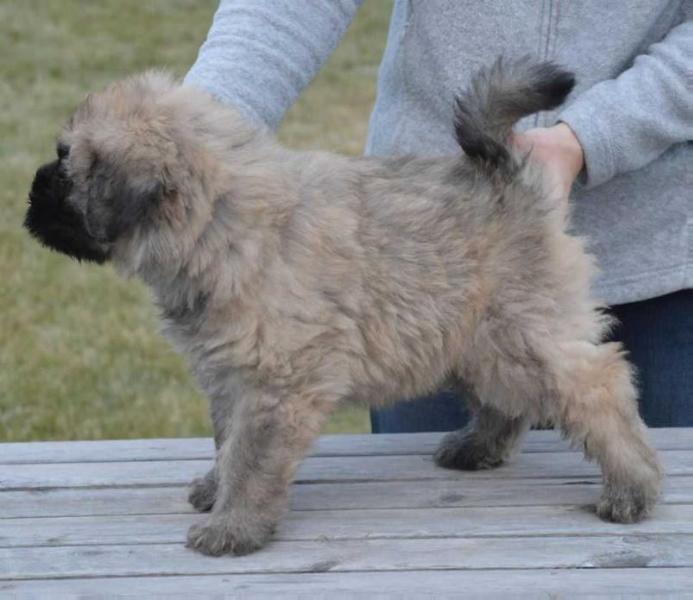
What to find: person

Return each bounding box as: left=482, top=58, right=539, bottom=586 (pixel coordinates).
left=186, top=1, right=692, bottom=430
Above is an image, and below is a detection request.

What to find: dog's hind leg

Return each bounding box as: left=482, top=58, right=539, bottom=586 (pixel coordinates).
left=550, top=341, right=662, bottom=523
left=440, top=301, right=660, bottom=521
left=434, top=398, right=529, bottom=470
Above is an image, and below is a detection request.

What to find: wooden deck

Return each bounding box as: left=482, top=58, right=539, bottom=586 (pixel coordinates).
left=1, top=429, right=692, bottom=597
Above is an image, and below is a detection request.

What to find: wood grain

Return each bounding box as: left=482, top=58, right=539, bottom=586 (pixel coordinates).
left=1, top=430, right=691, bottom=597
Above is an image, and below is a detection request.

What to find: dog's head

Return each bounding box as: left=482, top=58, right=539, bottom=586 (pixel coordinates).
left=24, top=72, right=254, bottom=269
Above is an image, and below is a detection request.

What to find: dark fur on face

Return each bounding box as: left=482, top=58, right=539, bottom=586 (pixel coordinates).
left=23, top=74, right=178, bottom=266
left=24, top=154, right=110, bottom=263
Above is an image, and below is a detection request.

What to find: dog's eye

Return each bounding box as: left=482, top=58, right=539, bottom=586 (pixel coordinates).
left=57, top=143, right=70, bottom=160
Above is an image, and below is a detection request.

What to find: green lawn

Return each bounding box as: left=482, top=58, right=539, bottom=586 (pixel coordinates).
left=0, top=0, right=393, bottom=441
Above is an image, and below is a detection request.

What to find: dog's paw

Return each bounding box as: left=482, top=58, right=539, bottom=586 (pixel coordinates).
left=596, top=481, right=659, bottom=524
left=186, top=515, right=272, bottom=556
left=434, top=431, right=505, bottom=471
left=188, top=471, right=217, bottom=513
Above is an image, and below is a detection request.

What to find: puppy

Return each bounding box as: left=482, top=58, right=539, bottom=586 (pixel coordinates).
left=24, top=59, right=662, bottom=556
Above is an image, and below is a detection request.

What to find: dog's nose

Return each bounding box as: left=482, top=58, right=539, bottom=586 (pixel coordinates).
left=32, top=160, right=60, bottom=188
left=29, top=160, right=70, bottom=205
left=30, top=161, right=58, bottom=200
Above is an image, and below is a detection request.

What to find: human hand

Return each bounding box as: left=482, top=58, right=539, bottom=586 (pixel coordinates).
left=513, top=123, right=585, bottom=199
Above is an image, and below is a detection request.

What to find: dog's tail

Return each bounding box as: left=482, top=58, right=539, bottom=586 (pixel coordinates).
left=454, top=57, right=575, bottom=177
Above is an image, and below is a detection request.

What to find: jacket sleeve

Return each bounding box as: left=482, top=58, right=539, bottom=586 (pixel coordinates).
left=559, top=20, right=693, bottom=189
left=184, top=0, right=364, bottom=129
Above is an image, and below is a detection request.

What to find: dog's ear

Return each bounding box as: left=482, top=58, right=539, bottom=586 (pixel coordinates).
left=85, top=172, right=164, bottom=243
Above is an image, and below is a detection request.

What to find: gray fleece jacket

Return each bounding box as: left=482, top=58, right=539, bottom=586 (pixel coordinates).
left=186, top=0, right=693, bottom=306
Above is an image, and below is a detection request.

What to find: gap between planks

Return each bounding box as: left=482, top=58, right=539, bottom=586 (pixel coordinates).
left=2, top=535, right=693, bottom=580
left=1, top=449, right=691, bottom=491
left=2, top=568, right=693, bottom=597
left=1, top=504, right=692, bottom=549
left=1, top=428, right=690, bottom=465
left=2, top=477, right=692, bottom=519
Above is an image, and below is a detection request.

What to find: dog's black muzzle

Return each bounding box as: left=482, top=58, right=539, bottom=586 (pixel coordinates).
left=24, top=160, right=109, bottom=263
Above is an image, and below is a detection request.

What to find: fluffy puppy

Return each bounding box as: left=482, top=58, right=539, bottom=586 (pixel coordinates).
left=24, top=59, right=662, bottom=556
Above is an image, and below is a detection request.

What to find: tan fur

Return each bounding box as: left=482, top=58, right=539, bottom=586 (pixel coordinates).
left=53, top=71, right=660, bottom=555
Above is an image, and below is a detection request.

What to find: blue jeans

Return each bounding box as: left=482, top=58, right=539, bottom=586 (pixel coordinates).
left=371, top=290, right=693, bottom=432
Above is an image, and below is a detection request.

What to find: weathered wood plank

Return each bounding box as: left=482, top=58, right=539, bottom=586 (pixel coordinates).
left=1, top=505, right=691, bottom=548
left=2, top=535, right=692, bottom=580
left=2, top=476, right=692, bottom=519
left=1, top=428, right=688, bottom=464
left=3, top=568, right=692, bottom=598
left=1, top=450, right=691, bottom=490
left=1, top=433, right=690, bottom=598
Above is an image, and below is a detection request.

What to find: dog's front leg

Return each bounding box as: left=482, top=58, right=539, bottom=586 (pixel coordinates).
left=188, top=387, right=240, bottom=513
left=186, top=386, right=332, bottom=556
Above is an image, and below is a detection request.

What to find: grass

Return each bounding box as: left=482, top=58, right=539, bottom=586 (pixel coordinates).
left=0, top=0, right=393, bottom=441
